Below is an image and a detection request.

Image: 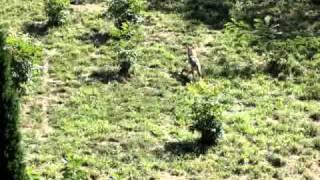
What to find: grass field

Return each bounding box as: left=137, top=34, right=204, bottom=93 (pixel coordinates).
left=1, top=0, right=320, bottom=179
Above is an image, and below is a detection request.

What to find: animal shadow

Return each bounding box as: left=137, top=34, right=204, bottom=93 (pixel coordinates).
left=170, top=70, right=192, bottom=86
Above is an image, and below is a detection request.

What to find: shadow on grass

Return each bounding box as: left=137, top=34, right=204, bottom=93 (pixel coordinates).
left=169, top=70, right=192, bottom=86
left=23, top=21, right=50, bottom=36
left=164, top=140, right=211, bottom=156
left=88, top=69, right=129, bottom=84
left=78, top=30, right=114, bottom=47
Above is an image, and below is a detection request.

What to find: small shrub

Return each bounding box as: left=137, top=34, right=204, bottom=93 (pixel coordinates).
left=45, top=0, right=70, bottom=26
left=107, top=0, right=144, bottom=29
left=190, top=98, right=224, bottom=145
left=117, top=47, right=137, bottom=78
left=6, top=36, right=42, bottom=93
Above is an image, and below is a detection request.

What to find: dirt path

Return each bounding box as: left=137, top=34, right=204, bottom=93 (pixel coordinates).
left=38, top=50, right=54, bottom=136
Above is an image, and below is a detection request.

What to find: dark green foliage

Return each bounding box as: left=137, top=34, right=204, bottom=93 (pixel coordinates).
left=185, top=0, right=232, bottom=28
left=190, top=98, right=224, bottom=145
left=6, top=36, right=42, bottom=93
left=107, top=0, right=144, bottom=29
left=230, top=0, right=320, bottom=38
left=0, top=31, right=28, bottom=179
left=45, top=0, right=70, bottom=26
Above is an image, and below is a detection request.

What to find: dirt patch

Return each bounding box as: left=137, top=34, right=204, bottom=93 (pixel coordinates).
left=71, top=3, right=104, bottom=12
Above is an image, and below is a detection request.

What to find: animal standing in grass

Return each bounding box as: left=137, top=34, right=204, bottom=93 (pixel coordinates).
left=187, top=46, right=202, bottom=79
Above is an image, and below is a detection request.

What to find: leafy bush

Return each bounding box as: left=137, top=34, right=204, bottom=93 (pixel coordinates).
left=107, top=0, right=144, bottom=29
left=0, top=29, right=28, bottom=180
left=6, top=36, right=42, bottom=93
left=117, top=46, right=137, bottom=78
left=45, top=0, right=70, bottom=26
left=190, top=98, right=224, bottom=145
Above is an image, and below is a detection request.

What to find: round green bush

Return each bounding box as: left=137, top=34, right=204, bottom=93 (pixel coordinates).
left=190, top=98, right=224, bottom=145
left=45, top=0, right=70, bottom=26
left=107, top=0, right=144, bottom=28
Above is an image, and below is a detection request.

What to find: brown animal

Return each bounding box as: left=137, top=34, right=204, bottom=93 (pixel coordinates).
left=187, top=46, right=202, bottom=78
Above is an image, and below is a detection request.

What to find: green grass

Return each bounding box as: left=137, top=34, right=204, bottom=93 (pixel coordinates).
left=1, top=1, right=320, bottom=179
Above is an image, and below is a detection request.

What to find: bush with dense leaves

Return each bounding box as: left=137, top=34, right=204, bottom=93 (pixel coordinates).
left=190, top=98, right=224, bottom=145
left=107, top=0, right=144, bottom=28
left=6, top=36, right=42, bottom=93
left=0, top=29, right=28, bottom=180
left=117, top=46, right=137, bottom=78
left=45, top=0, right=70, bottom=26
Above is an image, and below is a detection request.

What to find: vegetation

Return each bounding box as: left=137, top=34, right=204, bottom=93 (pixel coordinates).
left=190, top=98, right=224, bottom=145
left=6, top=36, right=43, bottom=94
left=0, top=30, right=27, bottom=179
left=107, top=0, right=144, bottom=28
left=117, top=46, right=137, bottom=79
left=0, top=0, right=319, bottom=179
left=45, top=0, right=70, bottom=26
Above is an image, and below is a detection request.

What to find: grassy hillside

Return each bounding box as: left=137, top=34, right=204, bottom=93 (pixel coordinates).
left=1, top=0, right=320, bottom=179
